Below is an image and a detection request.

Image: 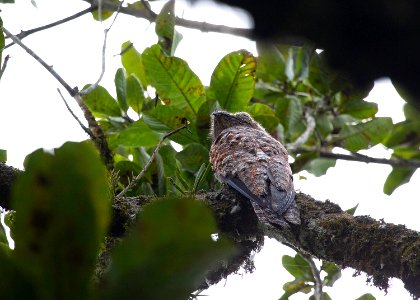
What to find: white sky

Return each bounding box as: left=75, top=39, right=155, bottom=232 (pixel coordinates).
left=1, top=1, right=418, bottom=299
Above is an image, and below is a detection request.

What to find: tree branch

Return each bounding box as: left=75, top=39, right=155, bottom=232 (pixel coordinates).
left=318, top=149, right=420, bottom=169
left=292, top=147, right=420, bottom=169
left=3, top=27, right=114, bottom=169
left=57, top=88, right=93, bottom=138
left=4, top=7, right=95, bottom=49
left=87, top=0, right=254, bottom=39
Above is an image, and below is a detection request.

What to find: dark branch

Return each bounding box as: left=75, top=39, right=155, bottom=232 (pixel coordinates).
left=293, top=147, right=420, bottom=169
left=318, top=149, right=420, bottom=169
left=4, top=7, right=95, bottom=49
left=90, top=0, right=254, bottom=39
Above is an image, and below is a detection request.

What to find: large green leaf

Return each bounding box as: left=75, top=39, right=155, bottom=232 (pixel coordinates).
left=115, top=68, right=128, bottom=112
left=104, top=196, right=233, bottom=300
left=383, top=167, right=416, bottom=195
left=208, top=50, right=256, bottom=112
left=341, top=100, right=378, bottom=119
left=12, top=142, right=110, bottom=300
left=248, top=103, right=279, bottom=132
left=337, top=117, right=393, bottom=151
left=155, top=0, right=182, bottom=56
left=321, top=261, right=341, bottom=286
left=121, top=41, right=148, bottom=87
left=276, top=96, right=303, bottom=134
left=126, top=74, right=145, bottom=114
left=256, top=42, right=287, bottom=83
left=89, top=0, right=119, bottom=21
left=286, top=46, right=312, bottom=82
left=356, top=293, right=376, bottom=300
left=282, top=254, right=313, bottom=281
left=108, top=119, right=161, bottom=149
left=143, top=105, right=200, bottom=145
left=142, top=45, right=205, bottom=116
left=81, top=84, right=121, bottom=117
left=175, top=143, right=209, bottom=173
left=383, top=120, right=420, bottom=148
left=305, top=158, right=336, bottom=177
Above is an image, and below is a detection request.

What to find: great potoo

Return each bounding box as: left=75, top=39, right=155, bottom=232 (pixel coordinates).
left=209, top=111, right=300, bottom=227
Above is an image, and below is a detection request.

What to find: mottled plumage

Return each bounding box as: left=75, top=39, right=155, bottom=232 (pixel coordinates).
left=209, top=111, right=300, bottom=227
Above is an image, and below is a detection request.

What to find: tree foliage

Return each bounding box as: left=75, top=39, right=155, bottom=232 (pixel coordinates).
left=0, top=1, right=420, bottom=299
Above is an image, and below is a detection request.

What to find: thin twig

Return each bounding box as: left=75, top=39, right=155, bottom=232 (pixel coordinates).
left=117, top=124, right=189, bottom=198
left=295, top=147, right=420, bottom=169
left=3, top=27, right=76, bottom=95
left=4, top=7, right=95, bottom=49
left=57, top=88, right=93, bottom=138
left=0, top=55, right=11, bottom=80
left=300, top=252, right=323, bottom=300
left=79, top=0, right=124, bottom=96
left=286, top=109, right=316, bottom=150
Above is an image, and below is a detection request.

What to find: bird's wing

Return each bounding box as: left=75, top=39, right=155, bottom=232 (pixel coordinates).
left=266, top=168, right=295, bottom=215
left=221, top=175, right=266, bottom=208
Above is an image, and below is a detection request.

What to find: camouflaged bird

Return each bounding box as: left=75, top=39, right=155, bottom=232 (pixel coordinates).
left=209, top=111, right=300, bottom=227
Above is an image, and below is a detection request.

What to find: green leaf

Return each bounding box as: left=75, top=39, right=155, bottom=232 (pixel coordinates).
left=316, top=113, right=334, bottom=138
left=383, top=120, right=420, bottom=148
left=282, top=254, right=313, bottom=281
left=126, top=74, right=144, bottom=114
left=142, top=45, right=205, bottom=116
left=345, top=203, right=359, bottom=215
left=155, top=0, right=182, bottom=56
left=256, top=42, right=287, bottom=82
left=82, top=84, right=121, bottom=117
left=0, top=0, right=15, bottom=3
left=193, top=163, right=210, bottom=193
left=143, top=105, right=200, bottom=145
left=90, top=0, right=119, bottom=21
left=108, top=119, right=161, bottom=149
left=403, top=102, right=420, bottom=121
left=338, top=117, right=393, bottom=151
left=280, top=278, right=312, bottom=300
left=12, top=142, right=110, bottom=300
left=286, top=46, right=312, bottom=82
left=310, top=292, right=332, bottom=300
left=208, top=50, right=256, bottom=112
left=115, top=68, right=128, bottom=112
left=104, top=196, right=234, bottom=300
left=121, top=41, right=148, bottom=87
left=0, top=149, right=6, bottom=162
left=248, top=103, right=279, bottom=132
left=305, top=158, right=336, bottom=177
left=356, top=293, right=376, bottom=300
left=321, top=261, right=341, bottom=286
left=383, top=167, right=416, bottom=195
left=341, top=100, right=378, bottom=119
left=286, top=96, right=303, bottom=132
left=175, top=143, right=208, bottom=173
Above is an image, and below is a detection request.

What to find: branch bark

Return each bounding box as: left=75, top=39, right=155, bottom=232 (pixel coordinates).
left=109, top=187, right=420, bottom=298
left=294, top=147, right=420, bottom=169
left=1, top=162, right=419, bottom=297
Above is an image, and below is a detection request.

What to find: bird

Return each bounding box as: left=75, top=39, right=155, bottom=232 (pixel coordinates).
left=209, top=111, right=300, bottom=227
